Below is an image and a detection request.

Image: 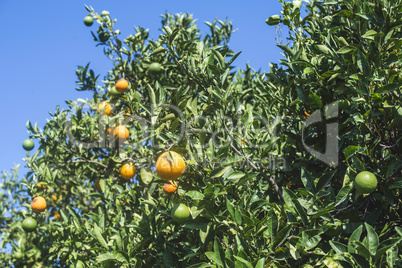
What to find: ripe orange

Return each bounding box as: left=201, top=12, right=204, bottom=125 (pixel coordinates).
left=155, top=151, right=186, bottom=180
left=106, top=127, right=115, bottom=135
left=31, top=196, right=47, bottom=213
left=115, top=78, right=129, bottom=93
left=98, top=101, right=112, bottom=116
left=163, top=183, right=178, bottom=195
left=95, top=179, right=102, bottom=192
left=120, top=163, right=136, bottom=180
left=54, top=212, right=61, bottom=220
left=52, top=194, right=58, bottom=201
left=113, top=125, right=129, bottom=141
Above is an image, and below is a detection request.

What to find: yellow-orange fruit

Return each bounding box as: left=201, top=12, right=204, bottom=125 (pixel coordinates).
left=97, top=101, right=112, bottom=116
left=31, top=196, right=47, bottom=213
left=155, top=151, right=186, bottom=180
left=163, top=183, right=178, bottom=195
left=115, top=78, right=129, bottom=93
left=113, top=125, right=129, bottom=141
left=120, top=163, right=136, bottom=180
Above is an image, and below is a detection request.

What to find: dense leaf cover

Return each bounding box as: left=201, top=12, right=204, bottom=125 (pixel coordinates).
left=1, top=0, right=401, bottom=267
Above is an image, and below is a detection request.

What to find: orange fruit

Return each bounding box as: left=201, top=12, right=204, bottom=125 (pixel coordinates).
left=54, top=212, right=61, bottom=220
left=163, top=183, right=178, bottom=195
left=120, top=163, right=136, bottom=180
left=95, top=179, right=102, bottom=192
left=115, top=78, right=129, bottom=93
left=155, top=151, right=186, bottom=180
left=98, top=101, right=112, bottom=116
left=113, top=125, right=129, bottom=141
left=52, top=194, right=58, bottom=201
left=106, top=127, right=114, bottom=135
left=31, top=196, right=47, bottom=213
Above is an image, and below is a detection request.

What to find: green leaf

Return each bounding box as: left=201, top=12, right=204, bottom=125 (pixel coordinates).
left=329, top=240, right=348, bottom=254
left=67, top=206, right=82, bottom=229
left=94, top=223, right=108, bottom=249
left=337, top=46, right=355, bottom=54
left=254, top=258, right=265, bottom=268
left=226, top=171, right=245, bottom=183
left=335, top=184, right=352, bottom=206
left=364, top=223, right=379, bottom=256
left=357, top=49, right=369, bottom=76
left=205, top=252, right=223, bottom=267
left=272, top=225, right=292, bottom=250
left=214, top=238, right=225, bottom=267
left=308, top=92, right=323, bottom=110
left=348, top=225, right=363, bottom=253
left=375, top=84, right=402, bottom=94
left=351, top=241, right=371, bottom=260
left=300, top=167, right=315, bottom=193
left=226, top=199, right=236, bottom=222
left=140, top=168, right=153, bottom=185
left=210, top=166, right=231, bottom=178
left=266, top=209, right=278, bottom=240
left=293, top=199, right=308, bottom=225
left=233, top=256, right=253, bottom=268
left=186, top=190, right=205, bottom=200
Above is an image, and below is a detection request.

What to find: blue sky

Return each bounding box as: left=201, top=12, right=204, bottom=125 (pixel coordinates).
left=0, top=0, right=286, bottom=176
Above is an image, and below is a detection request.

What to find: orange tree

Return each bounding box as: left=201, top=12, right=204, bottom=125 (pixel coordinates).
left=1, top=0, right=402, bottom=267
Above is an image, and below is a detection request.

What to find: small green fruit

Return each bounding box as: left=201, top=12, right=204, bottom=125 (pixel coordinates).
left=99, top=31, right=110, bottom=42
left=22, top=139, right=34, bottom=151
left=149, top=62, right=162, bottom=74
left=355, top=171, right=377, bottom=194
left=171, top=203, right=190, bottom=223
left=22, top=217, right=37, bottom=232
left=14, top=251, right=24, bottom=259
left=84, top=16, right=93, bottom=26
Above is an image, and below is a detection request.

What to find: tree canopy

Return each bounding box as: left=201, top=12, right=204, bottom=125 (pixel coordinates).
left=1, top=0, right=401, bottom=267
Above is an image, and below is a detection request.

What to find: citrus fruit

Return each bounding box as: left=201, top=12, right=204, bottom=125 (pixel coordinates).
left=84, top=16, right=93, bottom=26
left=14, top=251, right=24, bottom=259
left=323, top=219, right=342, bottom=237
left=106, top=127, right=114, bottom=135
left=31, top=196, right=47, bottom=213
left=22, top=217, right=37, bottom=232
left=163, top=183, right=177, bottom=195
left=115, top=78, right=129, bottom=93
left=95, top=179, right=102, bottom=192
left=99, top=31, right=110, bottom=42
left=113, top=125, right=129, bottom=141
left=54, top=211, right=61, bottom=220
left=52, top=194, right=58, bottom=201
left=355, top=171, right=377, bottom=194
left=22, top=139, right=34, bottom=151
left=149, top=62, right=162, bottom=74
left=155, top=151, right=186, bottom=180
left=171, top=203, right=190, bottom=223
left=120, top=163, right=136, bottom=180
left=97, top=101, right=112, bottom=116
left=109, top=87, right=122, bottom=96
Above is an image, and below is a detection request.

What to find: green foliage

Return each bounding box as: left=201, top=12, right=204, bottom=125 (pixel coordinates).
left=1, top=0, right=401, bottom=267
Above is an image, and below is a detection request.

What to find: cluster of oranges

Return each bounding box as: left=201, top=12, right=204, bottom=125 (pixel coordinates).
left=27, top=76, right=189, bottom=228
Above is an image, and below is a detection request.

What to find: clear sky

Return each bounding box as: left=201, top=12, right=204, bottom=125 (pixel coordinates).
left=0, top=0, right=285, bottom=176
